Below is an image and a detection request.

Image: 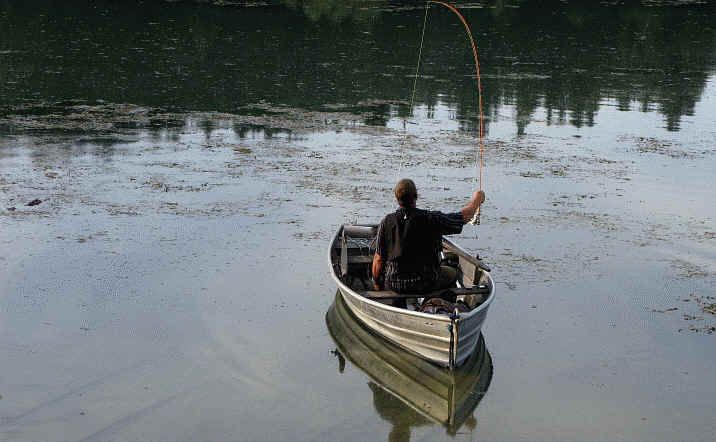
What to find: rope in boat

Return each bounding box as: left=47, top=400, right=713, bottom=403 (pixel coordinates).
left=399, top=1, right=484, bottom=225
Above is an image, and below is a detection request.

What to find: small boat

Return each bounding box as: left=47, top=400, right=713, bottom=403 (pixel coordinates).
left=326, top=291, right=492, bottom=433
left=328, top=224, right=496, bottom=369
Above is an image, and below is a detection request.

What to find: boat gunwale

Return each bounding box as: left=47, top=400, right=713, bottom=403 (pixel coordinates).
left=328, top=224, right=496, bottom=322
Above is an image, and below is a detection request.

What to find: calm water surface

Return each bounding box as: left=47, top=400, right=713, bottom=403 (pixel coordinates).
left=1, top=1, right=715, bottom=441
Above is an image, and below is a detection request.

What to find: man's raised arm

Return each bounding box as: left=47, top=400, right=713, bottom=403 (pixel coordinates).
left=460, top=190, right=485, bottom=224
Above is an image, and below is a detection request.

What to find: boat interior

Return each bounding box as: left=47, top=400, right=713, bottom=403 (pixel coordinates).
left=332, top=224, right=492, bottom=312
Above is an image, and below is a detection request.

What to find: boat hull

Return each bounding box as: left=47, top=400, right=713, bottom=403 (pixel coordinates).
left=326, top=292, right=492, bottom=430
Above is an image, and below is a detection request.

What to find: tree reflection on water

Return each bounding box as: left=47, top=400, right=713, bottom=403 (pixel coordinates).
left=0, top=0, right=714, bottom=133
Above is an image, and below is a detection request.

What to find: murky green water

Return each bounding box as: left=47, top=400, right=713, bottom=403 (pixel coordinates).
left=1, top=1, right=715, bottom=441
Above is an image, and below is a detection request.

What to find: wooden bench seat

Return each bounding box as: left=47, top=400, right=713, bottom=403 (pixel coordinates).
left=348, top=255, right=373, bottom=265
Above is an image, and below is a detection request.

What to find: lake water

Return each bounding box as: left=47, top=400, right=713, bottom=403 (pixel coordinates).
left=1, top=1, right=715, bottom=441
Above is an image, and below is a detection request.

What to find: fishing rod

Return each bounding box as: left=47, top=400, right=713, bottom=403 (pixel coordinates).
left=408, top=1, right=484, bottom=225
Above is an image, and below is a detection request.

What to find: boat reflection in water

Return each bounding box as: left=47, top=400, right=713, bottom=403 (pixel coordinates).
left=326, top=292, right=493, bottom=440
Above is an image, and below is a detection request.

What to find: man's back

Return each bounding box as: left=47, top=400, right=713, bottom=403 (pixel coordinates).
left=371, top=178, right=484, bottom=298
left=376, top=207, right=463, bottom=293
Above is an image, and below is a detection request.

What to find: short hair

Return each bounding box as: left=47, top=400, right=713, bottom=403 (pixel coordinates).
left=394, top=178, right=417, bottom=207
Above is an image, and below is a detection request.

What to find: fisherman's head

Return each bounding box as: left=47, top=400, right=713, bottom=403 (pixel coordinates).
left=394, top=178, right=417, bottom=208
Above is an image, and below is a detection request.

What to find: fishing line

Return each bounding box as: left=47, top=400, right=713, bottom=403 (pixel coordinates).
left=400, top=1, right=484, bottom=225
left=398, top=2, right=430, bottom=182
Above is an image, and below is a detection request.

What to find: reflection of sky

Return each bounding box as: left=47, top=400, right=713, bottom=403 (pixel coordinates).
left=679, top=75, right=716, bottom=133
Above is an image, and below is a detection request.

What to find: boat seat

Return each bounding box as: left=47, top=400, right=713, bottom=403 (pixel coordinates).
left=342, top=224, right=377, bottom=238
left=348, top=255, right=373, bottom=265
left=360, top=285, right=490, bottom=300
left=339, top=226, right=377, bottom=290
left=340, top=226, right=375, bottom=277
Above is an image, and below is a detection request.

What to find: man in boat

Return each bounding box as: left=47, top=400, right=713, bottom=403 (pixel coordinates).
left=372, top=178, right=485, bottom=305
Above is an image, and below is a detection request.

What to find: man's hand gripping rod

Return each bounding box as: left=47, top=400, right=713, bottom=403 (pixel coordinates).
left=469, top=207, right=480, bottom=225
left=464, top=190, right=484, bottom=225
